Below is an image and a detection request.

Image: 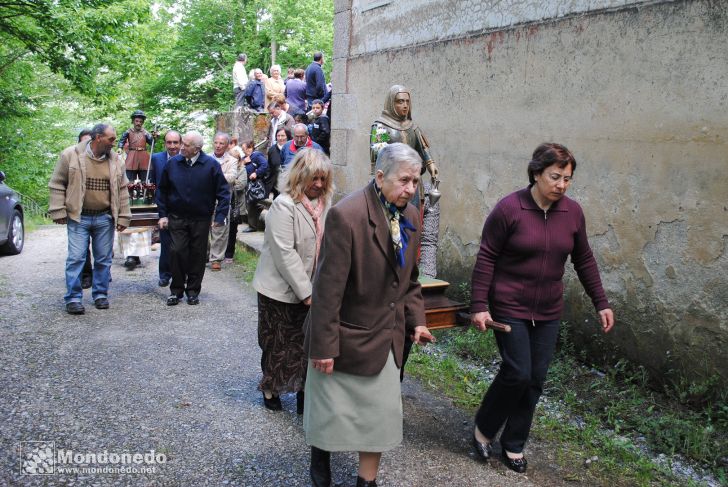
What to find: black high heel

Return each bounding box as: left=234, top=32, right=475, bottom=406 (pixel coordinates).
left=502, top=454, right=528, bottom=473
left=296, top=390, right=304, bottom=415
left=472, top=433, right=492, bottom=461
left=356, top=476, right=377, bottom=486
left=262, top=393, right=282, bottom=411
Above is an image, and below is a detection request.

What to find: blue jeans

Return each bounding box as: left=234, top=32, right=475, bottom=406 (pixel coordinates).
left=65, top=213, right=115, bottom=304
left=474, top=316, right=561, bottom=454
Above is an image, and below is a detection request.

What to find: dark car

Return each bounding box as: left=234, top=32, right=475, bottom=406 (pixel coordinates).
left=0, top=170, right=24, bottom=255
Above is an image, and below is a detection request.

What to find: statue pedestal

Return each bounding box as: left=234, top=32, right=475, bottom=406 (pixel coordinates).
left=420, top=277, right=468, bottom=330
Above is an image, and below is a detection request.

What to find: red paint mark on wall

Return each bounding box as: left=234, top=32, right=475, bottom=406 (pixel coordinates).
left=484, top=31, right=506, bottom=62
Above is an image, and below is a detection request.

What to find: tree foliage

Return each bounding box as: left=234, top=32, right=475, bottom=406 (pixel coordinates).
left=143, top=0, right=333, bottom=115
left=0, top=0, right=152, bottom=94
left=0, top=0, right=334, bottom=207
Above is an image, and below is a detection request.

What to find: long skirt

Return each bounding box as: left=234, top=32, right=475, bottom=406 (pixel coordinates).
left=304, top=350, right=402, bottom=452
left=257, top=293, right=309, bottom=394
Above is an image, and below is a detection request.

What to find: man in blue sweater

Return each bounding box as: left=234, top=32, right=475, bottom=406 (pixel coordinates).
left=305, top=52, right=328, bottom=110
left=157, top=131, right=230, bottom=306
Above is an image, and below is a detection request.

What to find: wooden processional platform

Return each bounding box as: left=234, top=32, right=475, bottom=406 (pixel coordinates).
left=420, top=277, right=469, bottom=330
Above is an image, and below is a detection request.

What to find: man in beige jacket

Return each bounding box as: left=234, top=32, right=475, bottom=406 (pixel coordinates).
left=208, top=132, right=238, bottom=270
left=49, top=123, right=132, bottom=315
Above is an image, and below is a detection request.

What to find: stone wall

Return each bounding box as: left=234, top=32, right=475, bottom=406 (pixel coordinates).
left=331, top=0, right=728, bottom=384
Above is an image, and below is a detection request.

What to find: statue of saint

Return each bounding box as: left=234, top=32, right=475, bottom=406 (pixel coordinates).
left=370, top=85, right=440, bottom=278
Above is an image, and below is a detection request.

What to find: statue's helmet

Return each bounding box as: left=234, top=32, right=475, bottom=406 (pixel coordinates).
left=130, top=110, right=146, bottom=121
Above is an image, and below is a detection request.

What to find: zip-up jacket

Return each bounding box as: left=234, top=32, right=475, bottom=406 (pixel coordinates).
left=470, top=187, right=609, bottom=321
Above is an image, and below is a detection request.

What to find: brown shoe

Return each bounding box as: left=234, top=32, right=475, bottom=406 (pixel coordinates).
left=211, top=261, right=221, bottom=271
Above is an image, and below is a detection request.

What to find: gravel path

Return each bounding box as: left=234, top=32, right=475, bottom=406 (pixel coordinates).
left=0, top=225, right=569, bottom=486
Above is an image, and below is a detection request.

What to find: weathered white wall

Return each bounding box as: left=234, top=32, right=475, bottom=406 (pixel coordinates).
left=331, top=0, right=728, bottom=384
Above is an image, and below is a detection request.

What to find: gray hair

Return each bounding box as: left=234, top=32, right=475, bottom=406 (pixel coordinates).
left=375, top=143, right=422, bottom=178
left=237, top=53, right=247, bottom=62
left=184, top=130, right=204, bottom=149
left=270, top=64, right=281, bottom=74
left=293, top=123, right=308, bottom=135
left=213, top=131, right=231, bottom=145
left=90, top=123, right=112, bottom=140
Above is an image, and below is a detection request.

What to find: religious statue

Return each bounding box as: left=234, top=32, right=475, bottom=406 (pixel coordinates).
left=370, top=85, right=440, bottom=278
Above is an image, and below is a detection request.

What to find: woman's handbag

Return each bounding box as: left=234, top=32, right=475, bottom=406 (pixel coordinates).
left=245, top=179, right=267, bottom=204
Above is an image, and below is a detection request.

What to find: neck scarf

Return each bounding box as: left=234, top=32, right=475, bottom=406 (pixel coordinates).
left=300, top=194, right=326, bottom=270
left=374, top=181, right=415, bottom=267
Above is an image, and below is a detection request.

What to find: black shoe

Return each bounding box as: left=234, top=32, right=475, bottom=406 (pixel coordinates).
left=310, top=446, right=331, bottom=487
left=296, top=390, right=305, bottom=415
left=94, top=297, right=110, bottom=309
left=81, top=275, right=92, bottom=289
left=186, top=296, right=200, bottom=305
left=241, top=227, right=256, bottom=233
left=356, top=477, right=377, bottom=487
left=167, top=295, right=180, bottom=306
left=158, top=278, right=170, bottom=287
left=472, top=433, right=492, bottom=461
left=124, top=257, right=138, bottom=269
left=263, top=393, right=282, bottom=411
left=502, top=454, right=528, bottom=473
left=66, top=302, right=85, bottom=315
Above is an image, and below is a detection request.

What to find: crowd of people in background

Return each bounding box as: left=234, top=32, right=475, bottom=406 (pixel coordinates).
left=233, top=52, right=331, bottom=156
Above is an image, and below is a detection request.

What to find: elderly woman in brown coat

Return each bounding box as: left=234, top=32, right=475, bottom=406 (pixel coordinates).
left=252, top=148, right=333, bottom=413
left=303, top=143, right=434, bottom=487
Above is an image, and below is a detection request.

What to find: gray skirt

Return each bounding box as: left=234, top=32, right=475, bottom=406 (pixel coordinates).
left=303, top=350, right=402, bottom=452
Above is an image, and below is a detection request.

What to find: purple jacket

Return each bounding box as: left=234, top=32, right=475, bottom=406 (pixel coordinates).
left=470, top=187, right=609, bottom=321
left=285, top=78, right=307, bottom=113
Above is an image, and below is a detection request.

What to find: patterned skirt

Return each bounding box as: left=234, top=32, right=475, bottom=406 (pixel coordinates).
left=257, top=293, right=309, bottom=394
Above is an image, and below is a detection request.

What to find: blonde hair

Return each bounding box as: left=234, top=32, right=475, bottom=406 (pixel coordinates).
left=281, top=148, right=334, bottom=201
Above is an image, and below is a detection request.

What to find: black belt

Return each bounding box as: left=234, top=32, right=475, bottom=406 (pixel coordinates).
left=81, top=207, right=111, bottom=216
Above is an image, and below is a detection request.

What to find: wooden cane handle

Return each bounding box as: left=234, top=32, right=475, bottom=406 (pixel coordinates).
left=485, top=320, right=512, bottom=333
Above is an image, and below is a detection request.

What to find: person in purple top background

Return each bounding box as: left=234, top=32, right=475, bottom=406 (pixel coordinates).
left=469, top=142, right=615, bottom=474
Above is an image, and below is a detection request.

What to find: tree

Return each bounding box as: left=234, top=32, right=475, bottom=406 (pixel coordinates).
left=143, top=0, right=333, bottom=115
left=0, top=0, right=152, bottom=94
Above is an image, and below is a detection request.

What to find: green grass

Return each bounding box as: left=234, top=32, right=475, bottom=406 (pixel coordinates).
left=23, top=213, right=52, bottom=233
left=232, top=242, right=258, bottom=283
left=405, top=324, right=727, bottom=486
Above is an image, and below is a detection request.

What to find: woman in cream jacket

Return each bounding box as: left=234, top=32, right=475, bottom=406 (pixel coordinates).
left=252, top=148, right=333, bottom=412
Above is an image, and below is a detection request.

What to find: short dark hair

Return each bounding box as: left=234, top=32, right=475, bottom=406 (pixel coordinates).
left=312, top=99, right=324, bottom=107
left=90, top=124, right=110, bottom=140
left=527, top=143, right=577, bottom=184
left=241, top=140, right=255, bottom=150
left=77, top=129, right=92, bottom=142
left=293, top=114, right=307, bottom=124
left=313, top=52, right=323, bottom=62
left=276, top=127, right=291, bottom=141
left=294, top=68, right=305, bottom=79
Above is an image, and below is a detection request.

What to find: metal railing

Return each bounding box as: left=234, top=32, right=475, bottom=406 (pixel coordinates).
left=15, top=191, right=47, bottom=218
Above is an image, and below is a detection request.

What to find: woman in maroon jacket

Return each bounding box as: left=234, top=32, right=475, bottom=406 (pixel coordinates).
left=469, top=143, right=615, bottom=473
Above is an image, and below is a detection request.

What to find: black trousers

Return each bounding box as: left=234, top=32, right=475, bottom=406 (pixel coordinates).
left=168, top=216, right=209, bottom=298
left=158, top=227, right=172, bottom=281
left=474, top=316, right=560, bottom=454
